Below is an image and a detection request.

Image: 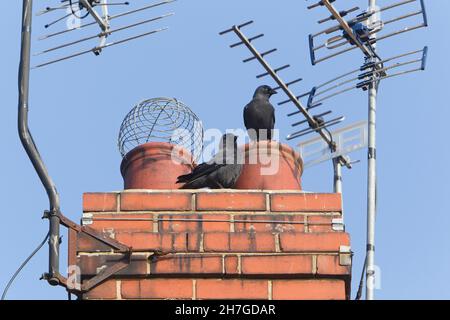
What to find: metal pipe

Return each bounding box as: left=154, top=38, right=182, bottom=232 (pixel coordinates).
left=366, top=0, right=378, bottom=301
left=333, top=157, right=344, bottom=221
left=18, top=0, right=61, bottom=285
left=88, top=217, right=337, bottom=226
left=333, top=158, right=343, bottom=194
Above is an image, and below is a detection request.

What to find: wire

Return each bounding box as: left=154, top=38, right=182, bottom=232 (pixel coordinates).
left=324, top=126, right=334, bottom=147
left=355, top=255, right=367, bottom=300
left=1, top=232, right=50, bottom=300
left=69, top=0, right=90, bottom=19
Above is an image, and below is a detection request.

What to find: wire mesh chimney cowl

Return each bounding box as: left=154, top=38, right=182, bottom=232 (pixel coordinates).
left=118, top=97, right=204, bottom=162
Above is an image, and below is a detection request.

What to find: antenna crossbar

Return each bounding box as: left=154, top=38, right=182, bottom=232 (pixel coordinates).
left=220, top=22, right=352, bottom=168
left=318, top=0, right=374, bottom=59
left=39, top=0, right=176, bottom=41
left=307, top=0, right=428, bottom=65
left=33, top=27, right=168, bottom=69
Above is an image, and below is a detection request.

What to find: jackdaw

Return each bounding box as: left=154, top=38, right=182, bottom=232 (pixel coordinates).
left=243, top=85, right=277, bottom=141
left=177, top=134, right=243, bottom=189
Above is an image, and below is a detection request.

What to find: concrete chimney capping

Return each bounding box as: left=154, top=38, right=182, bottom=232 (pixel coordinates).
left=70, top=190, right=351, bottom=300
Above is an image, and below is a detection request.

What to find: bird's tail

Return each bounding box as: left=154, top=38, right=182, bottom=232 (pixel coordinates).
left=179, top=182, right=192, bottom=189
left=176, top=173, right=193, bottom=184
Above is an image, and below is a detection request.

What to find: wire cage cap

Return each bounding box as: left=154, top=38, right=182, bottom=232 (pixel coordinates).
left=118, top=97, right=204, bottom=161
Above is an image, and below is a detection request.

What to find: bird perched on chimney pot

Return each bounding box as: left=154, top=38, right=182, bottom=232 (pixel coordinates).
left=177, top=134, right=243, bottom=189
left=243, top=85, right=277, bottom=141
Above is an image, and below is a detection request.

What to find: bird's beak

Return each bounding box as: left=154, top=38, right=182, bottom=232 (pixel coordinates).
left=270, top=89, right=278, bottom=95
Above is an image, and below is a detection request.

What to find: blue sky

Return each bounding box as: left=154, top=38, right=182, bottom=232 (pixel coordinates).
left=1, top=0, right=449, bottom=300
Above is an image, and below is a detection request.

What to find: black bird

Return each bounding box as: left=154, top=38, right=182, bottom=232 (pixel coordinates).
left=177, top=134, right=243, bottom=189
left=243, top=85, right=277, bottom=141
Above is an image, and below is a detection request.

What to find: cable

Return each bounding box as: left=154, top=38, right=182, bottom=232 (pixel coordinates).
left=324, top=126, right=334, bottom=147
left=69, top=0, right=90, bottom=19
left=1, top=232, right=50, bottom=300
left=355, top=255, right=367, bottom=300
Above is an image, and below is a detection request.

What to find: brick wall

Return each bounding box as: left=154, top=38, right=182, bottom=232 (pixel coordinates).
left=69, top=190, right=351, bottom=300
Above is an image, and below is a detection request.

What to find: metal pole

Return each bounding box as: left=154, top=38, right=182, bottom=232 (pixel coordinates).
left=366, top=0, right=378, bottom=300
left=18, top=0, right=62, bottom=286
left=333, top=158, right=344, bottom=220
left=333, top=158, right=343, bottom=194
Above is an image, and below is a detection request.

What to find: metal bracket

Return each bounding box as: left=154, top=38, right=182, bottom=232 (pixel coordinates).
left=339, top=245, right=353, bottom=266
left=59, top=213, right=129, bottom=252
left=81, top=213, right=94, bottom=226
left=332, top=218, right=345, bottom=231
left=45, top=212, right=132, bottom=296
left=79, top=251, right=132, bottom=294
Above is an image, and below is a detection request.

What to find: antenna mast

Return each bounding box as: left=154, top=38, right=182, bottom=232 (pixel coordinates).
left=304, top=0, right=428, bottom=299
left=366, top=0, right=378, bottom=301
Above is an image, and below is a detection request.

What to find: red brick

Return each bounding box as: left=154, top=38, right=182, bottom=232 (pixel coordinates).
left=121, top=192, right=192, bottom=211
left=317, top=255, right=351, bottom=275
left=88, top=214, right=153, bottom=233
left=272, top=280, right=346, bottom=300
left=280, top=233, right=350, bottom=252
left=115, top=232, right=188, bottom=252
left=196, top=192, right=266, bottom=211
left=83, top=280, right=117, bottom=300
left=187, top=233, right=201, bottom=252
left=203, top=233, right=276, bottom=252
left=83, top=193, right=117, bottom=212
left=78, top=254, right=148, bottom=276
left=77, top=232, right=116, bottom=252
left=196, top=279, right=268, bottom=300
left=122, top=279, right=193, bottom=299
left=271, top=193, right=342, bottom=212
left=150, top=255, right=223, bottom=275
left=307, top=215, right=339, bottom=233
left=158, top=214, right=230, bottom=233
left=234, top=214, right=306, bottom=233
left=224, top=256, right=239, bottom=275
left=241, top=255, right=313, bottom=275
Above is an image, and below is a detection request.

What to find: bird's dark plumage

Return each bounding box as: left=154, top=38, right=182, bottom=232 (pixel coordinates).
left=177, top=134, right=243, bottom=189
left=243, top=85, right=277, bottom=141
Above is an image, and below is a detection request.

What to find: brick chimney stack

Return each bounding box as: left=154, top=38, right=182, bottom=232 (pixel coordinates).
left=68, top=142, right=351, bottom=300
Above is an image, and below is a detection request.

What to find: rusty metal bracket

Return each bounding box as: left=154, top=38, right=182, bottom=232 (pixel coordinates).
left=80, top=250, right=132, bottom=293
left=59, top=213, right=130, bottom=252
left=48, top=212, right=132, bottom=296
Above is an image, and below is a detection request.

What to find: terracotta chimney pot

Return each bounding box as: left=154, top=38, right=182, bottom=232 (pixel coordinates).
left=234, top=141, right=303, bottom=190
left=120, top=142, right=194, bottom=190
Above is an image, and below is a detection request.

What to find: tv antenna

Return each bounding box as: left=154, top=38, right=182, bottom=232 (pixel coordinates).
left=34, top=0, right=174, bottom=68
left=304, top=0, right=428, bottom=300
left=219, top=21, right=358, bottom=198
left=15, top=0, right=175, bottom=296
